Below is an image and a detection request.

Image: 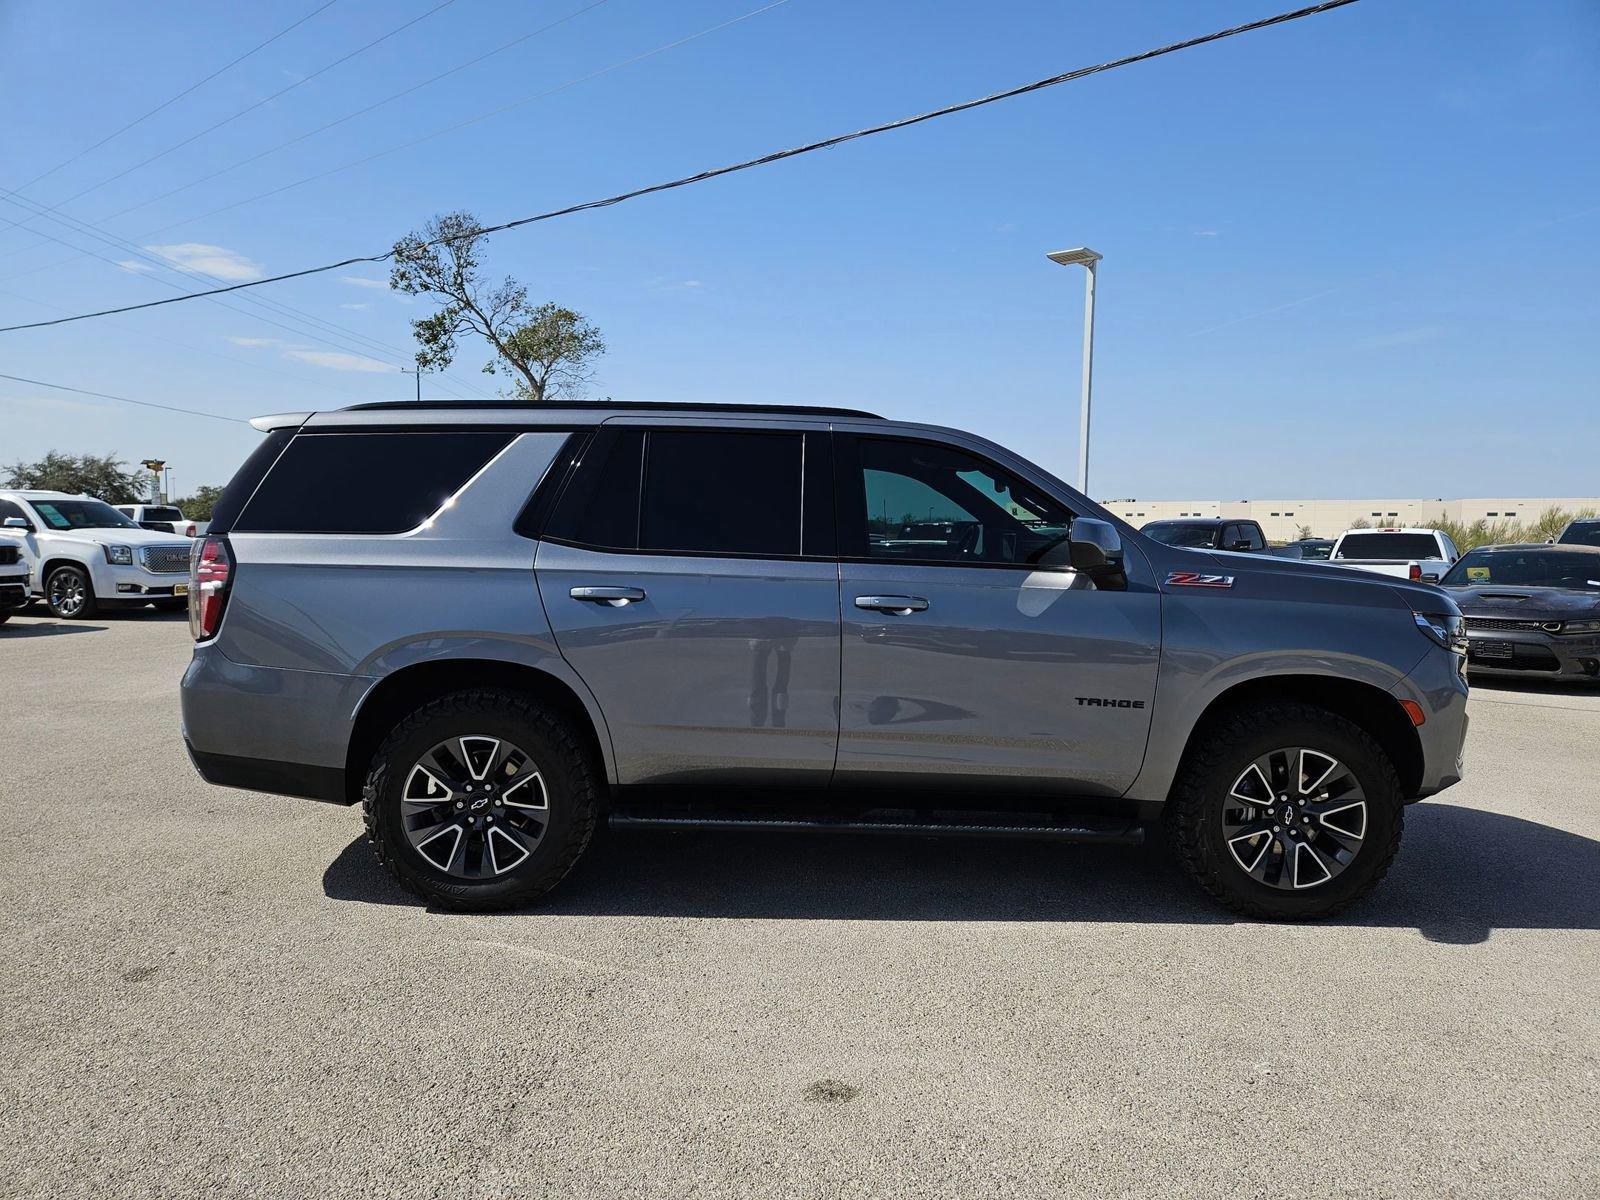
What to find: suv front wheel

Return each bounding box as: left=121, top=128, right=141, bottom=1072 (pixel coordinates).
left=363, top=689, right=600, bottom=911
left=45, top=564, right=97, bottom=619
left=1167, top=701, right=1404, bottom=920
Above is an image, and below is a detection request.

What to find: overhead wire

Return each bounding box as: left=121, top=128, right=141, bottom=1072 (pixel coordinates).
left=0, top=0, right=1363, bottom=338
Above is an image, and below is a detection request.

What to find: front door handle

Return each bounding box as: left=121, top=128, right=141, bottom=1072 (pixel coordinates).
left=855, top=594, right=929, bottom=615
left=570, top=586, right=646, bottom=606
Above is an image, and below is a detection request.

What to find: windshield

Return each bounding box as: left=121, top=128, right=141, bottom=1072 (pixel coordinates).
left=1299, top=542, right=1333, bottom=560
left=29, top=499, right=139, bottom=530
left=1441, top=548, right=1600, bottom=589
left=1143, top=523, right=1217, bottom=548
left=1559, top=521, right=1600, bottom=547
left=1335, top=533, right=1440, bottom=560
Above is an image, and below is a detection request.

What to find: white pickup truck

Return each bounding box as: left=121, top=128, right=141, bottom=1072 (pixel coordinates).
left=1329, top=527, right=1460, bottom=583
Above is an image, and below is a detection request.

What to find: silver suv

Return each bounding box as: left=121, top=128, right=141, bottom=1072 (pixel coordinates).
left=181, top=402, right=1469, bottom=918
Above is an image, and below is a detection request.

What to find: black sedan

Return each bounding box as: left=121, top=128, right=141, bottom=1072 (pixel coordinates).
left=1438, top=544, right=1600, bottom=682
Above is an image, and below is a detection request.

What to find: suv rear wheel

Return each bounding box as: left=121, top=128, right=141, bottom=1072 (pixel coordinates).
left=1167, top=701, right=1403, bottom=920
left=45, top=564, right=96, bottom=619
left=362, top=689, right=599, bottom=911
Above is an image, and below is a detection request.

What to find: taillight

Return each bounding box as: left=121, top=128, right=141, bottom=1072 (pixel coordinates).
left=184, top=523, right=197, bottom=537
left=190, top=535, right=233, bottom=641
left=1408, top=563, right=1422, bottom=581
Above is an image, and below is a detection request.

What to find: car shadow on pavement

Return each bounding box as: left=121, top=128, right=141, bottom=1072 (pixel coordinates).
left=0, top=619, right=107, bottom=637
left=322, top=803, right=1599, bottom=945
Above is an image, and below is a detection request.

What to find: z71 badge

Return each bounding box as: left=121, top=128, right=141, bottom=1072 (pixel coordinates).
left=1165, top=571, right=1235, bottom=588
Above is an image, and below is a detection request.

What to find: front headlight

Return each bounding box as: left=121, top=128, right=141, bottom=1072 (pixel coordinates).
left=1561, top=619, right=1600, bottom=634
left=103, top=544, right=133, bottom=565
left=1414, top=610, right=1467, bottom=654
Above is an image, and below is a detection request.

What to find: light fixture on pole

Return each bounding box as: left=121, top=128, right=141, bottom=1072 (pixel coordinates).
left=1045, top=246, right=1102, bottom=496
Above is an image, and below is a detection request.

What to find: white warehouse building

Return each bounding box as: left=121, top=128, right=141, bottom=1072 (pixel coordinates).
left=1096, top=498, right=1600, bottom=543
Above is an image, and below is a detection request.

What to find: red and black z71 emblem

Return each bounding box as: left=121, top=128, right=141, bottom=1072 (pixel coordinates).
left=1165, top=571, right=1234, bottom=588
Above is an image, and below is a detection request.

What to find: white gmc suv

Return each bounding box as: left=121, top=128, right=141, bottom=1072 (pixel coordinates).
left=0, top=490, right=194, bottom=618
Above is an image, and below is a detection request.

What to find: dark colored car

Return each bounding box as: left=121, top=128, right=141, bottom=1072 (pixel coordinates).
left=1439, top=543, right=1600, bottom=681
left=1557, top=518, right=1600, bottom=548
left=1140, top=518, right=1267, bottom=553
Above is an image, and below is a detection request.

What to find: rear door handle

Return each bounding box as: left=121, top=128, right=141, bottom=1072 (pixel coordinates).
left=570, top=586, right=646, bottom=606
left=854, top=594, right=929, bottom=614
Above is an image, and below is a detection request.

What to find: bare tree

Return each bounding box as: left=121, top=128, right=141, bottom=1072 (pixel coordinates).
left=389, top=211, right=605, bottom=402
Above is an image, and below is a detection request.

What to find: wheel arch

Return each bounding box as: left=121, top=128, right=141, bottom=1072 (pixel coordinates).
left=1172, top=675, right=1424, bottom=803
left=39, top=554, right=94, bottom=591
left=343, top=659, right=613, bottom=805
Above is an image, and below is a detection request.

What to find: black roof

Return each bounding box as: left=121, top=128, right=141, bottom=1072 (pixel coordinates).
left=1475, top=542, right=1600, bottom=553
left=342, top=400, right=881, bottom=418
left=1141, top=517, right=1230, bottom=526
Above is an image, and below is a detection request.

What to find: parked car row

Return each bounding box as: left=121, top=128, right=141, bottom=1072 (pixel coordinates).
left=0, top=490, right=195, bottom=620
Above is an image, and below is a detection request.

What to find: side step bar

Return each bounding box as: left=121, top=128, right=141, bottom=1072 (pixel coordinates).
left=608, top=812, right=1144, bottom=844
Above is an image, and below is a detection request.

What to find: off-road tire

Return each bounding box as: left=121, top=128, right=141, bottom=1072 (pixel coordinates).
left=362, top=689, right=600, bottom=911
left=1167, top=700, right=1404, bottom=920
left=45, top=564, right=97, bottom=619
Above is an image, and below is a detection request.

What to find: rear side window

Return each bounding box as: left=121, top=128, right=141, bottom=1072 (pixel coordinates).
left=232, top=431, right=511, bottom=534
left=641, top=430, right=800, bottom=556
left=542, top=427, right=819, bottom=558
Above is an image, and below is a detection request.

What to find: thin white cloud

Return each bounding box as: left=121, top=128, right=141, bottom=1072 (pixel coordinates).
left=146, top=242, right=264, bottom=280
left=340, top=275, right=389, bottom=290
left=339, top=302, right=371, bottom=310
left=1188, top=287, right=1343, bottom=337
left=226, top=336, right=284, bottom=348
left=283, top=349, right=394, bottom=373
left=1192, top=229, right=1220, bottom=237
left=116, top=259, right=156, bottom=273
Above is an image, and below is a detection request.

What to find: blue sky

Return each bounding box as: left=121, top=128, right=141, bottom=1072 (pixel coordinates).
left=1, top=0, right=1596, bottom=500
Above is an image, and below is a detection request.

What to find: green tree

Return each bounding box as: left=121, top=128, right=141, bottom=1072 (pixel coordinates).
left=173, top=484, right=226, bottom=521
left=3, top=451, right=140, bottom=502
left=390, top=211, right=605, bottom=402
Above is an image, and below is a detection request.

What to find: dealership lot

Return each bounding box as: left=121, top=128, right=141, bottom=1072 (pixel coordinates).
left=2, top=612, right=1596, bottom=1199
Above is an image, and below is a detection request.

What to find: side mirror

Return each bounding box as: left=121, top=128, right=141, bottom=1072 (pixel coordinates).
left=2, top=517, right=29, bottom=531
left=1069, top=517, right=1127, bottom=589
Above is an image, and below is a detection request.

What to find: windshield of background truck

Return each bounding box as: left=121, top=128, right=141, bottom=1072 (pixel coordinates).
left=1336, top=533, right=1440, bottom=560
left=1143, top=523, right=1217, bottom=548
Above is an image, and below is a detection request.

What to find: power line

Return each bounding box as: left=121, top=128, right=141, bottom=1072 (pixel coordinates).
left=0, top=0, right=1361, bottom=337
left=0, top=185, right=493, bottom=400
left=8, top=1, right=341, bottom=198
left=0, top=371, right=250, bottom=424
left=0, top=0, right=461, bottom=244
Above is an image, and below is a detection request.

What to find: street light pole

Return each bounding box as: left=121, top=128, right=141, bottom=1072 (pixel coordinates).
left=401, top=368, right=421, bottom=402
left=1045, top=246, right=1102, bottom=496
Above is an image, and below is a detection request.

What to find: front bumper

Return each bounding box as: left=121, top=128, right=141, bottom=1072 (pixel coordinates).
left=1465, top=630, right=1600, bottom=681
left=92, top=559, right=189, bottom=599
left=1, top=573, right=29, bottom=609
left=1390, top=643, right=1471, bottom=799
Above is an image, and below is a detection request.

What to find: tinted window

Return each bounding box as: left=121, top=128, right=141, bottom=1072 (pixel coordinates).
left=1441, top=549, right=1600, bottom=589
left=1335, top=533, right=1442, bottom=560
left=233, top=431, right=511, bottom=534
left=840, top=437, right=1076, bottom=567
left=1144, top=523, right=1219, bottom=548
left=143, top=506, right=183, bottom=522
left=209, top=429, right=291, bottom=533
left=1559, top=521, right=1600, bottom=547
left=641, top=430, right=802, bottom=556
left=1231, top=523, right=1265, bottom=551
left=542, top=429, right=643, bottom=550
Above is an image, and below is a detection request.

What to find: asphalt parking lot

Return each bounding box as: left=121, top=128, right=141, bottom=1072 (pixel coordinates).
left=2, top=611, right=1596, bottom=1199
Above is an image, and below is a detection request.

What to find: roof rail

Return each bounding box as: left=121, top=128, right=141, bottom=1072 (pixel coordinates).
left=340, top=400, right=882, bottom=418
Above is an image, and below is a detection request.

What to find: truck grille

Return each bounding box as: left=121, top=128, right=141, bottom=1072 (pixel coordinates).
left=1465, top=617, right=1560, bottom=633
left=0, top=545, right=18, bottom=566
left=139, top=545, right=191, bottom=574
